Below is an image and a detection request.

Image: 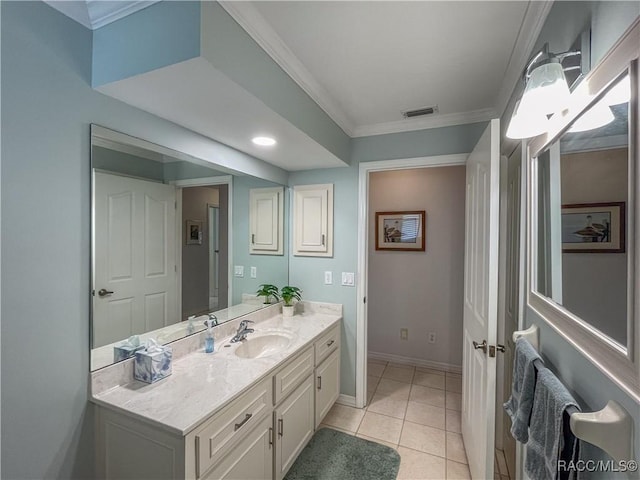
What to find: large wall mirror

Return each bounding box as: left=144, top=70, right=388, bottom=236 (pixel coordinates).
left=527, top=22, right=639, bottom=399
left=91, top=125, right=289, bottom=371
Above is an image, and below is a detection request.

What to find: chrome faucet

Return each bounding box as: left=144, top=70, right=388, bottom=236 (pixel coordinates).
left=230, top=320, right=254, bottom=343
left=205, top=313, right=218, bottom=328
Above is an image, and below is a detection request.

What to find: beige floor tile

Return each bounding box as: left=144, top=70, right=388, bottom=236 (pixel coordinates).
left=321, top=404, right=365, bottom=433
left=405, top=401, right=445, bottom=429
left=445, top=409, right=462, bottom=433
left=368, top=362, right=386, bottom=378
left=446, top=432, right=468, bottom=464
left=416, top=366, right=446, bottom=376
left=446, top=460, right=471, bottom=479
left=367, top=387, right=376, bottom=404
left=368, top=375, right=381, bottom=390
left=399, top=421, right=446, bottom=457
left=318, top=423, right=354, bottom=436
left=357, top=411, right=404, bottom=444
left=368, top=393, right=408, bottom=419
left=397, top=446, right=446, bottom=480
left=446, top=375, right=462, bottom=393
left=446, top=391, right=462, bottom=411
left=413, top=371, right=446, bottom=390
left=356, top=433, right=398, bottom=450
left=376, top=378, right=412, bottom=400
left=409, top=384, right=446, bottom=408
left=382, top=364, right=415, bottom=383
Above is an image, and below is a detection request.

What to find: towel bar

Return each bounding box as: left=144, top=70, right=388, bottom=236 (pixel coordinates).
left=513, top=325, right=539, bottom=350
left=514, top=325, right=633, bottom=462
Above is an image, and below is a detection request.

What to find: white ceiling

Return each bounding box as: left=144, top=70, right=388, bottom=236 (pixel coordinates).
left=47, top=1, right=550, bottom=171
left=222, top=1, right=548, bottom=137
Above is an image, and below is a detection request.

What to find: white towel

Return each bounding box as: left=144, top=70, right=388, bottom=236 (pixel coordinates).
left=525, top=367, right=581, bottom=480
left=504, top=337, right=542, bottom=443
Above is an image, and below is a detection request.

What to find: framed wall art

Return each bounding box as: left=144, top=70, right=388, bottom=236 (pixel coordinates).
left=375, top=210, right=426, bottom=251
left=561, top=202, right=625, bottom=253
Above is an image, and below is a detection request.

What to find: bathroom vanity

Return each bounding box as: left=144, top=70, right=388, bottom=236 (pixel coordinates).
left=91, top=303, right=342, bottom=479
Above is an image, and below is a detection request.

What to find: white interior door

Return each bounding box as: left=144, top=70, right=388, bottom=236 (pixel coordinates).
left=94, top=172, right=177, bottom=347
left=462, top=119, right=500, bottom=479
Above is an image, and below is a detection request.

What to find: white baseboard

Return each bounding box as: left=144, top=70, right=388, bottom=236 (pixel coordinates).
left=368, top=351, right=462, bottom=375
left=336, top=394, right=357, bottom=407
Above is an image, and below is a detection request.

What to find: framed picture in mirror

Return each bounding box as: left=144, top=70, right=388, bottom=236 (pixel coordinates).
left=561, top=202, right=625, bottom=253
left=186, top=219, right=203, bottom=245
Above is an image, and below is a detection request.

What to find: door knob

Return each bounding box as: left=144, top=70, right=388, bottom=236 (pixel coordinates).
left=98, top=289, right=114, bottom=297
left=473, top=340, right=487, bottom=354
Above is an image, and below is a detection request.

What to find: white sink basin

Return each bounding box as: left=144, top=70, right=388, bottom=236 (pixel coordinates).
left=234, top=333, right=293, bottom=359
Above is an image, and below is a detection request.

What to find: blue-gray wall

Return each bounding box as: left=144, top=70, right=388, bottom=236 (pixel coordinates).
left=0, top=2, right=279, bottom=478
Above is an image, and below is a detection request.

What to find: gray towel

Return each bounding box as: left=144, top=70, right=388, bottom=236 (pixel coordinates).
left=504, top=337, right=542, bottom=442
left=525, top=367, right=581, bottom=480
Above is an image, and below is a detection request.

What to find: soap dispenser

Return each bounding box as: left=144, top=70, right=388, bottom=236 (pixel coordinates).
left=204, top=317, right=215, bottom=353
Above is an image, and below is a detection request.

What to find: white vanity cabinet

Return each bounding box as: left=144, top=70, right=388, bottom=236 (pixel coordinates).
left=292, top=184, right=333, bottom=257
left=249, top=186, right=284, bottom=255
left=95, top=321, right=342, bottom=480
left=314, top=326, right=340, bottom=427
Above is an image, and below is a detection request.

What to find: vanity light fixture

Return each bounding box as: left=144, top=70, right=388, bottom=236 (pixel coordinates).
left=604, top=74, right=630, bottom=106
left=252, top=136, right=277, bottom=146
left=568, top=101, right=615, bottom=133
left=507, top=43, right=581, bottom=139
left=506, top=100, right=549, bottom=139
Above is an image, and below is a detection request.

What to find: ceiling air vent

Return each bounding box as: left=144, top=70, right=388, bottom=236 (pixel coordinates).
left=402, top=105, right=439, bottom=119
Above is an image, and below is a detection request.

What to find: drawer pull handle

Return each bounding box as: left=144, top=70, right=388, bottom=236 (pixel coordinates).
left=278, top=418, right=284, bottom=437
left=251, top=234, right=255, bottom=244
left=269, top=427, right=273, bottom=447
left=234, top=413, right=252, bottom=431
left=326, top=340, right=335, bottom=347
left=317, top=376, right=322, bottom=390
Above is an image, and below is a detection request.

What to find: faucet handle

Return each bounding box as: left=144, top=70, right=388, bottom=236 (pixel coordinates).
left=239, top=319, right=254, bottom=329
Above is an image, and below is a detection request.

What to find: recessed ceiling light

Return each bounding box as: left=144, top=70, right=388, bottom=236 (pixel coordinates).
left=252, top=136, right=277, bottom=146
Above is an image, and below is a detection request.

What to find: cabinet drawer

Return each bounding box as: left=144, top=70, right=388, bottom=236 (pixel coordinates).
left=314, top=326, right=340, bottom=365
left=274, top=346, right=314, bottom=405
left=195, top=377, right=272, bottom=477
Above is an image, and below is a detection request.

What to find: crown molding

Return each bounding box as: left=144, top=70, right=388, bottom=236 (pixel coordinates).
left=351, top=107, right=496, bottom=138
left=219, top=0, right=357, bottom=137
left=44, top=1, right=159, bottom=30
left=494, top=0, right=554, bottom=117
left=88, top=1, right=160, bottom=30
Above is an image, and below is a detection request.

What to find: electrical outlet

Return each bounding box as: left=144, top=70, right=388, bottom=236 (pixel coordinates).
left=400, top=328, right=408, bottom=340
left=250, top=266, right=257, bottom=278
left=428, top=332, right=436, bottom=344
left=234, top=266, right=244, bottom=277
left=324, top=271, right=333, bottom=285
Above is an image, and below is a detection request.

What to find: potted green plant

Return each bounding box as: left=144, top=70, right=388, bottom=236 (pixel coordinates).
left=280, top=286, right=302, bottom=317
left=256, top=284, right=280, bottom=304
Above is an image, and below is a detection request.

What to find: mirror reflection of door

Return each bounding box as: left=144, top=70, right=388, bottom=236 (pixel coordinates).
left=181, top=186, right=229, bottom=320
left=93, top=172, right=178, bottom=347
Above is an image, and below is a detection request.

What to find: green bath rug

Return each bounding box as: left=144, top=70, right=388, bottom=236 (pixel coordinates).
left=284, top=427, right=400, bottom=480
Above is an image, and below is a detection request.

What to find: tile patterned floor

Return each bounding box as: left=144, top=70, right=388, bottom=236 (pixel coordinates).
left=320, top=359, right=471, bottom=480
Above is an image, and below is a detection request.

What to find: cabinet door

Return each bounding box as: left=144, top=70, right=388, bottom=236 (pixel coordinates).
left=250, top=187, right=284, bottom=255
left=202, top=415, right=273, bottom=480
left=315, top=349, right=340, bottom=428
left=275, top=375, right=315, bottom=479
left=293, top=184, right=333, bottom=257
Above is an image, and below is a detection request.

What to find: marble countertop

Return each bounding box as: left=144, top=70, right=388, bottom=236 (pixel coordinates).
left=91, top=311, right=341, bottom=436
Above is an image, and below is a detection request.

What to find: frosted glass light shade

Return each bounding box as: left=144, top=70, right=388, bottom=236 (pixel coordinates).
left=506, top=101, right=549, bottom=139
left=568, top=103, right=614, bottom=133
left=520, top=62, right=571, bottom=115
left=604, top=74, right=630, bottom=106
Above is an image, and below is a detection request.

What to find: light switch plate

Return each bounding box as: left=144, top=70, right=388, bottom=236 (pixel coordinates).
left=324, top=271, right=333, bottom=285
left=341, top=272, right=355, bottom=286
left=250, top=266, right=257, bottom=278
left=234, top=266, right=244, bottom=277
